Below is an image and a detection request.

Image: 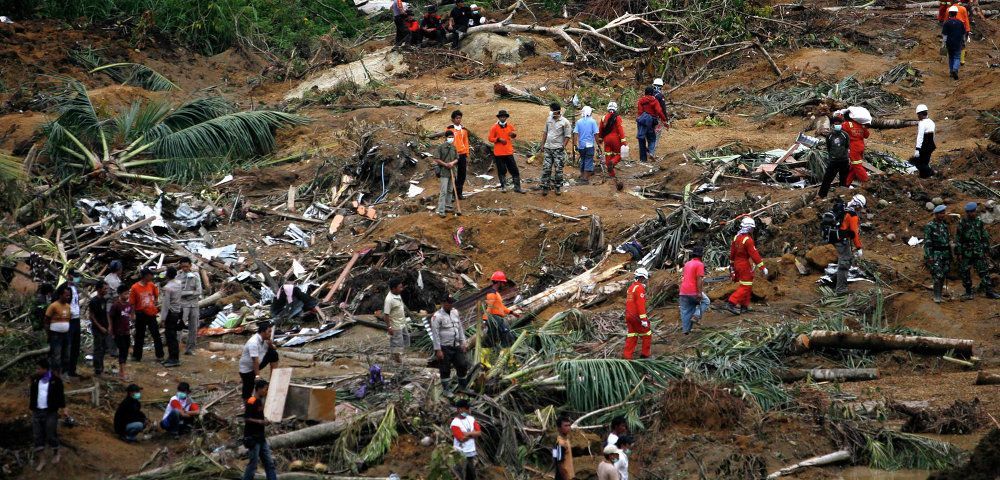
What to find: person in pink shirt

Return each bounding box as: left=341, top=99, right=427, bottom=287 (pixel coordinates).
left=679, top=246, right=710, bottom=334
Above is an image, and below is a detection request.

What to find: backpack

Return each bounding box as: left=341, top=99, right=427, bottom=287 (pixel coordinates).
left=827, top=130, right=850, bottom=161
left=821, top=200, right=847, bottom=244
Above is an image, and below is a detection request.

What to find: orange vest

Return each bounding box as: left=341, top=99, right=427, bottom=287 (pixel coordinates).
left=447, top=125, right=470, bottom=155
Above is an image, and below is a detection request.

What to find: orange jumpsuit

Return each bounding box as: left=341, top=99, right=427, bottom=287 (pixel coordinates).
left=728, top=233, right=764, bottom=308
left=483, top=290, right=511, bottom=319
left=599, top=113, right=626, bottom=177
left=624, top=280, right=651, bottom=359
left=842, top=120, right=870, bottom=186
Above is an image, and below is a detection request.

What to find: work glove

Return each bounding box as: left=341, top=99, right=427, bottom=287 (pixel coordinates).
left=762, top=267, right=769, bottom=277
left=913, top=150, right=920, bottom=158
left=855, top=249, right=863, bottom=258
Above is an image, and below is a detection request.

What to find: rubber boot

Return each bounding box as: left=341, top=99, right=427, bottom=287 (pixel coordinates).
left=441, top=378, right=454, bottom=397
left=724, top=302, right=741, bottom=315
left=498, top=175, right=507, bottom=192
left=513, top=176, right=524, bottom=194
left=961, top=286, right=974, bottom=301
left=933, top=280, right=943, bottom=304
left=985, top=285, right=1000, bottom=300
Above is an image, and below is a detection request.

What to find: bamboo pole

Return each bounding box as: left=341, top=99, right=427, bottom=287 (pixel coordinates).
left=268, top=409, right=386, bottom=449
left=767, top=450, right=851, bottom=478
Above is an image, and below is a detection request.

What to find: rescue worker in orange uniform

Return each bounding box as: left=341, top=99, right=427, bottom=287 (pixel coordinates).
left=842, top=111, right=871, bottom=187
left=481, top=271, right=518, bottom=368
left=835, top=194, right=866, bottom=296
left=624, top=268, right=652, bottom=359
left=725, top=217, right=767, bottom=315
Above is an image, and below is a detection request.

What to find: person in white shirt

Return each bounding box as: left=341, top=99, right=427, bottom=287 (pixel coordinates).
left=239, top=322, right=279, bottom=400
left=449, top=399, right=481, bottom=479
left=63, top=269, right=84, bottom=378
left=911, top=104, right=936, bottom=179
left=606, top=415, right=628, bottom=447
left=614, top=435, right=634, bottom=480
left=30, top=359, right=64, bottom=471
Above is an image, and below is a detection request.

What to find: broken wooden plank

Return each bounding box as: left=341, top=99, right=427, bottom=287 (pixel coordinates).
left=247, top=207, right=324, bottom=225
left=205, top=342, right=314, bottom=362
left=264, top=367, right=293, bottom=422
left=322, top=248, right=368, bottom=303
left=287, top=185, right=297, bottom=212
left=328, top=214, right=345, bottom=235
left=79, top=216, right=158, bottom=252
left=528, top=206, right=582, bottom=222
left=10, top=214, right=59, bottom=237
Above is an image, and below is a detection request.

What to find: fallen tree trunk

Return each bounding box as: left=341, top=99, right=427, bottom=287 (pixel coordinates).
left=258, top=474, right=390, bottom=480
left=516, top=259, right=626, bottom=317
left=767, top=450, right=851, bottom=479
left=780, top=368, right=878, bottom=383
left=206, top=342, right=315, bottom=362
left=0, top=346, right=51, bottom=375
left=799, top=330, right=974, bottom=357
left=975, top=371, right=1000, bottom=385
left=869, top=118, right=918, bottom=129
left=467, top=23, right=583, bottom=56
left=269, top=409, right=385, bottom=449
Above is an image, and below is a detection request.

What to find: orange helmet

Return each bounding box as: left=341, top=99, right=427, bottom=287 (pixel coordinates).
left=490, top=271, right=508, bottom=282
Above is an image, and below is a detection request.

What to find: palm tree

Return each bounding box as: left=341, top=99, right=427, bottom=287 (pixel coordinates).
left=45, top=81, right=309, bottom=182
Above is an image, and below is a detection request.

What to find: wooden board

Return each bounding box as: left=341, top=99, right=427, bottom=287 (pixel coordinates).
left=264, top=367, right=294, bottom=422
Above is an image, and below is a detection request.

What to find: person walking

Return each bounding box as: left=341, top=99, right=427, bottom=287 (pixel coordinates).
left=161, top=267, right=183, bottom=367
left=842, top=111, right=871, bottom=187
left=62, top=269, right=84, bottom=378
left=573, top=106, right=599, bottom=184
left=679, top=246, right=710, bottom=335
left=481, top=271, right=518, bottom=368
left=447, top=110, right=470, bottom=199
left=957, top=202, right=1000, bottom=300
left=636, top=87, right=666, bottom=163
left=725, top=217, right=767, bottom=314
left=924, top=205, right=953, bottom=303
left=177, top=257, right=202, bottom=355
left=834, top=195, right=865, bottom=296
left=110, top=285, right=133, bottom=380
left=129, top=268, right=164, bottom=362
left=912, top=104, right=937, bottom=178
left=554, top=416, right=575, bottom=480
left=651, top=78, right=669, bottom=158
left=450, top=399, right=481, bottom=479
left=45, top=285, right=72, bottom=374
left=434, top=130, right=459, bottom=218
left=378, top=278, right=411, bottom=364
left=160, top=382, right=199, bottom=437
left=819, top=115, right=851, bottom=198
left=623, top=268, right=652, bottom=359
left=114, top=384, right=147, bottom=443
left=606, top=416, right=628, bottom=447
left=239, top=321, right=280, bottom=400
left=30, top=359, right=64, bottom=471
left=599, top=102, right=626, bottom=191
left=242, top=379, right=278, bottom=480
left=431, top=296, right=470, bottom=394
left=597, top=445, right=622, bottom=480
left=614, top=435, right=634, bottom=480
left=488, top=110, right=523, bottom=193
left=540, top=102, right=572, bottom=196
left=942, top=6, right=967, bottom=79
left=89, top=282, right=110, bottom=376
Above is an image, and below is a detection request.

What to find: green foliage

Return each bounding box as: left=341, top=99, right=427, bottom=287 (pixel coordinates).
left=359, top=404, right=398, bottom=465
left=90, top=63, right=179, bottom=91
left=556, top=358, right=683, bottom=412
left=541, top=0, right=570, bottom=14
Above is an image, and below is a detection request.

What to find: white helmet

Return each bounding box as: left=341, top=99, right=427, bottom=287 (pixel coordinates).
left=607, top=101, right=618, bottom=111
left=634, top=267, right=650, bottom=279
left=581, top=106, right=593, bottom=117
left=915, top=104, right=928, bottom=114
left=852, top=194, right=867, bottom=208
left=652, top=78, right=664, bottom=87
left=740, top=216, right=756, bottom=229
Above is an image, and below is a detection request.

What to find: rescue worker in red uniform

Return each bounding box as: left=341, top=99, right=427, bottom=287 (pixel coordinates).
left=725, top=217, right=767, bottom=315
left=599, top=101, right=627, bottom=191
left=841, top=112, right=871, bottom=187
left=624, top=268, right=652, bottom=359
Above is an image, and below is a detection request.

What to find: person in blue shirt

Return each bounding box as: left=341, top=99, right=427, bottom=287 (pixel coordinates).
left=941, top=6, right=967, bottom=79
left=573, top=106, right=600, bottom=184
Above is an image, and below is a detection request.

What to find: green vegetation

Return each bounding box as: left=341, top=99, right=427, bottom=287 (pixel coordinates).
left=32, top=0, right=366, bottom=57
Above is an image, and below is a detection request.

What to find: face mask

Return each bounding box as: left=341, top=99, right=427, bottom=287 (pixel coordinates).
left=833, top=124, right=842, bottom=131
left=498, top=121, right=507, bottom=126
left=447, top=137, right=455, bottom=143
left=624, top=449, right=632, bottom=454
left=73, top=276, right=81, bottom=284
left=132, top=393, right=141, bottom=400
left=459, top=412, right=469, bottom=418
left=177, top=392, right=188, bottom=400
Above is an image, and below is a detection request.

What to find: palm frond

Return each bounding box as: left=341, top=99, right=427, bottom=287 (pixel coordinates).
left=556, top=358, right=682, bottom=412
left=160, top=97, right=235, bottom=131
left=52, top=81, right=106, bottom=148
left=0, top=153, right=25, bottom=180
left=359, top=404, right=398, bottom=465
left=90, top=63, right=179, bottom=91
left=153, top=110, right=309, bottom=159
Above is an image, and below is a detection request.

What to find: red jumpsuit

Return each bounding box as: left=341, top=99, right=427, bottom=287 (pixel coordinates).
left=842, top=120, right=870, bottom=186
left=728, top=233, right=764, bottom=308
left=624, top=280, right=651, bottom=359
left=599, top=113, right=626, bottom=177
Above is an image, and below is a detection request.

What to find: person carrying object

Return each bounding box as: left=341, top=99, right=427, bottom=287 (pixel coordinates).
left=573, top=105, right=599, bottom=184
left=818, top=114, right=851, bottom=198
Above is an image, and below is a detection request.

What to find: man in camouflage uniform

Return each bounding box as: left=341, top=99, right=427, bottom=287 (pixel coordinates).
left=956, top=202, right=1000, bottom=300
left=540, top=102, right=572, bottom=196
left=924, top=204, right=952, bottom=303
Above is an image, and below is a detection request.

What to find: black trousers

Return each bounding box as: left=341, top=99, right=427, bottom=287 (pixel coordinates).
left=393, top=15, right=408, bottom=45
left=164, top=310, right=182, bottom=361
left=133, top=311, right=164, bottom=361
left=494, top=154, right=519, bottom=180
left=910, top=149, right=935, bottom=178
left=438, top=345, right=470, bottom=380
left=450, top=26, right=468, bottom=49
left=818, top=160, right=849, bottom=198
left=115, top=335, right=131, bottom=365
left=456, top=154, right=468, bottom=198
left=423, top=28, right=446, bottom=45
left=240, top=347, right=279, bottom=399
left=68, top=317, right=81, bottom=375
left=91, top=326, right=107, bottom=374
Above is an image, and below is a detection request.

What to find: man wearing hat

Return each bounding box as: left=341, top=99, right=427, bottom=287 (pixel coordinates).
left=924, top=204, right=953, bottom=303
left=957, top=202, right=999, bottom=299
left=450, top=399, right=481, bottom=479
left=597, top=445, right=622, bottom=480
left=540, top=102, right=573, bottom=196
left=487, top=110, right=523, bottom=193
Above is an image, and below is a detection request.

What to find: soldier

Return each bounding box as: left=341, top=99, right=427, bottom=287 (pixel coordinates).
left=956, top=202, right=1000, bottom=300
left=923, top=205, right=952, bottom=303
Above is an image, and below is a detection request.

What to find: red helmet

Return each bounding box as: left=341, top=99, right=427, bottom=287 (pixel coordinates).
left=490, top=271, right=508, bottom=282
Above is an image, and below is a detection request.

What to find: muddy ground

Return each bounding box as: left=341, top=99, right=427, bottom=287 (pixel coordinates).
left=1, top=4, right=999, bottom=480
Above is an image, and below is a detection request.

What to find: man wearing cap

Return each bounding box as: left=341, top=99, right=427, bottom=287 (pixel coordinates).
left=114, top=384, right=147, bottom=443
left=957, top=202, right=999, bottom=300
left=540, top=102, right=573, bottom=196
left=450, top=399, right=481, bottom=479
left=599, top=102, right=626, bottom=190
left=726, top=217, right=767, bottom=314
left=597, top=445, right=622, bottom=480
left=431, top=296, right=470, bottom=393
left=624, top=268, right=652, bottom=359
left=924, top=205, right=953, bottom=303
left=573, top=106, right=599, bottom=184
left=942, top=6, right=967, bottom=79
left=468, top=4, right=487, bottom=26
left=834, top=195, right=866, bottom=296
left=912, top=105, right=936, bottom=178
left=488, top=110, right=523, bottom=193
